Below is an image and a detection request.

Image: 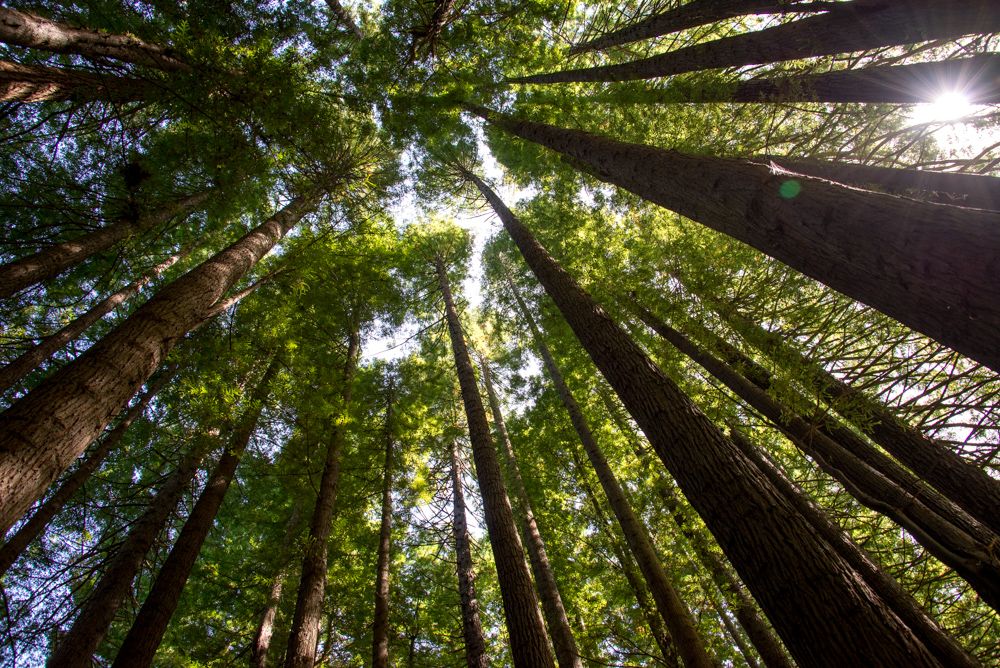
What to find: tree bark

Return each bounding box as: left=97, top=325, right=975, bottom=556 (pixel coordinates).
left=0, top=59, right=155, bottom=102
left=251, top=508, right=302, bottom=668
left=478, top=356, right=582, bottom=668
left=435, top=254, right=554, bottom=667
left=450, top=439, right=490, bottom=668
left=0, top=7, right=189, bottom=71
left=0, top=194, right=315, bottom=535
left=464, top=169, right=945, bottom=667
left=511, top=0, right=1000, bottom=84
left=0, top=190, right=207, bottom=300
left=0, top=368, right=175, bottom=578
left=504, top=274, right=714, bottom=668
left=324, top=0, right=364, bottom=39
left=110, top=355, right=281, bottom=668
left=371, top=376, right=395, bottom=668
left=470, top=107, right=1000, bottom=373
left=284, top=326, right=360, bottom=668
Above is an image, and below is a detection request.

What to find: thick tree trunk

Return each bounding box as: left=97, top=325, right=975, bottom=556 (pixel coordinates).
left=478, top=357, right=581, bottom=668
left=511, top=0, right=1000, bottom=84
left=450, top=440, right=490, bottom=668
left=110, top=356, right=281, bottom=668
left=0, top=195, right=315, bottom=535
left=284, top=326, right=360, bottom=668
left=0, top=368, right=175, bottom=578
left=0, top=190, right=207, bottom=300
left=0, top=7, right=189, bottom=71
left=470, top=107, right=1000, bottom=373
left=251, top=508, right=302, bottom=668
left=0, top=251, right=185, bottom=394
left=504, top=275, right=714, bottom=668
left=46, top=442, right=208, bottom=668
left=464, top=170, right=946, bottom=667
left=435, top=255, right=554, bottom=667
left=324, top=0, right=364, bottom=39
left=371, top=378, right=395, bottom=668
left=0, top=59, right=154, bottom=102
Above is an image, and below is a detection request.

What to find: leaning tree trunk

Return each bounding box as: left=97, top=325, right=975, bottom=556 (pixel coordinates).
left=110, top=355, right=281, bottom=668
left=0, top=7, right=189, bottom=71
left=46, top=442, right=209, bottom=668
left=324, top=0, right=364, bottom=39
left=251, top=508, right=303, bottom=668
left=0, top=190, right=208, bottom=300
left=450, top=439, right=491, bottom=668
left=0, top=194, right=315, bottom=535
left=504, top=274, right=714, bottom=668
left=435, top=254, right=554, bottom=667
left=478, top=356, right=582, bottom=668
left=468, top=107, right=1000, bottom=374
left=0, top=59, right=155, bottom=102
left=463, top=169, right=946, bottom=667
left=371, top=377, right=396, bottom=668
left=511, top=0, right=999, bottom=84
left=284, top=326, right=360, bottom=668
left=0, top=367, right=175, bottom=578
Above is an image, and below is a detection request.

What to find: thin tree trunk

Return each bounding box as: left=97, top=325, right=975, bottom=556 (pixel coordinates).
left=251, top=508, right=303, bottom=668
left=469, top=107, right=1000, bottom=373
left=0, top=194, right=315, bottom=535
left=0, top=190, right=207, bottom=300
left=46, top=442, right=209, bottom=668
left=0, top=368, right=176, bottom=578
left=110, top=355, right=281, bottom=668
left=0, top=7, right=189, bottom=71
left=709, top=596, right=760, bottom=668
left=284, top=326, right=360, bottom=668
left=511, top=0, right=999, bottom=84
left=463, top=169, right=945, bottom=667
left=0, top=59, right=155, bottom=102
left=478, top=356, right=582, bottom=668
left=324, top=0, right=364, bottom=39
left=0, top=250, right=186, bottom=394
left=372, top=376, right=395, bottom=668
left=503, top=274, right=714, bottom=668
left=450, top=439, right=490, bottom=668
left=434, top=254, right=554, bottom=667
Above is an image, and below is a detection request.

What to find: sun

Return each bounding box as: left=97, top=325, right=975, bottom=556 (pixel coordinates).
left=908, top=91, right=976, bottom=125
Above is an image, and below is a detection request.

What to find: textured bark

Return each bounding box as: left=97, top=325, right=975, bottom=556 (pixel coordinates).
left=435, top=255, right=554, bottom=667
left=511, top=0, right=1000, bottom=84
left=0, top=369, right=175, bottom=578
left=471, top=107, right=1000, bottom=373
left=111, top=356, right=281, bottom=668
left=450, top=440, right=490, bottom=668
left=46, top=443, right=207, bottom=668
left=324, top=0, right=364, bottom=39
left=251, top=508, right=302, bottom=668
left=371, top=378, right=395, bottom=668
left=505, top=275, right=714, bottom=668
left=0, top=59, right=154, bottom=102
left=465, top=170, right=944, bottom=667
left=0, top=190, right=207, bottom=300
left=284, top=327, right=360, bottom=668
left=0, top=194, right=314, bottom=535
left=479, top=357, right=581, bottom=668
left=0, top=7, right=189, bottom=71
left=0, top=251, right=185, bottom=394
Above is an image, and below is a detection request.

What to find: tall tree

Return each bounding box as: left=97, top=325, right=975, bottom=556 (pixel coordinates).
left=0, top=60, right=154, bottom=102
left=372, top=374, right=396, bottom=668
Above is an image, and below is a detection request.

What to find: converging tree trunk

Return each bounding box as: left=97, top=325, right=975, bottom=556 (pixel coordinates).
left=251, top=508, right=303, bottom=668
left=324, top=0, right=364, bottom=39
left=0, top=59, right=155, bottom=103
left=0, top=194, right=316, bottom=534
left=372, top=376, right=396, bottom=668
left=434, top=254, right=555, bottom=667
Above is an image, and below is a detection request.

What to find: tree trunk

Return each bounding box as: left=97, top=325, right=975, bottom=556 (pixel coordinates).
left=0, top=190, right=207, bottom=300
left=0, top=59, right=155, bottom=102
left=110, top=355, right=281, bottom=668
left=251, top=508, right=302, bottom=668
left=435, top=254, right=554, bottom=667
left=450, top=439, right=490, bottom=668
left=46, top=442, right=208, bottom=668
left=511, top=0, right=1000, bottom=84
left=0, top=368, right=175, bottom=578
left=463, top=169, right=945, bottom=667
left=470, top=107, right=1000, bottom=373
left=504, top=274, right=714, bottom=668
left=0, top=250, right=186, bottom=394
left=0, top=7, right=189, bottom=71
left=284, top=326, right=360, bottom=668
left=372, top=376, right=395, bottom=668
left=324, top=0, right=364, bottom=39
left=0, top=194, right=315, bottom=535
left=710, top=597, right=760, bottom=668
left=478, top=356, right=582, bottom=668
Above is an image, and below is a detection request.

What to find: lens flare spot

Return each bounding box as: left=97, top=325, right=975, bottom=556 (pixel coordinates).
left=779, top=179, right=802, bottom=199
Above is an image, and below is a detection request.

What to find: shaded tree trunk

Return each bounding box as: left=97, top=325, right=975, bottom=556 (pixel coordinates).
left=434, top=254, right=554, bottom=667
left=110, top=355, right=281, bottom=668
left=284, top=326, right=360, bottom=668
left=478, top=356, right=582, bottom=668
left=0, top=59, right=155, bottom=102
left=463, top=169, right=945, bottom=667
left=324, top=0, right=364, bottom=39
left=469, top=107, right=1000, bottom=373
left=251, top=508, right=303, bottom=668
left=450, top=439, right=490, bottom=668
left=372, top=376, right=395, bottom=668
left=0, top=194, right=316, bottom=535
left=511, top=0, right=999, bottom=84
